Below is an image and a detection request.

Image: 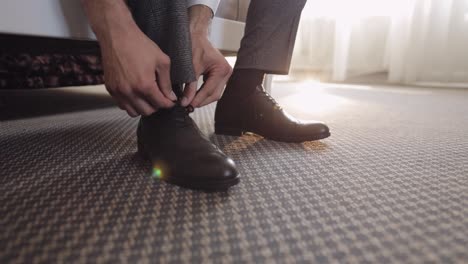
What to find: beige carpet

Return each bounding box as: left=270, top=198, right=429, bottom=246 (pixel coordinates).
left=1, top=82, right=467, bottom=263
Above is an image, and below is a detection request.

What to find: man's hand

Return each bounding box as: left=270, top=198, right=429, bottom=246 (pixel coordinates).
left=100, top=28, right=176, bottom=117
left=81, top=0, right=176, bottom=117
left=182, top=5, right=233, bottom=108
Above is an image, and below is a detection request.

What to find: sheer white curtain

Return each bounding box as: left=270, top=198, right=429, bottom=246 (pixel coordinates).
left=291, top=0, right=468, bottom=85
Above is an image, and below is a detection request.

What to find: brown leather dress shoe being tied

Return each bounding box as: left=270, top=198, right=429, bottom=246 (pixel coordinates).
left=138, top=105, right=239, bottom=192
left=215, top=85, right=331, bottom=143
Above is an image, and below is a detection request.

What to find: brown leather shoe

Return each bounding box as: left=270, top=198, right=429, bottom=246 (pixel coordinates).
left=215, top=85, right=330, bottom=142
left=138, top=105, right=239, bottom=191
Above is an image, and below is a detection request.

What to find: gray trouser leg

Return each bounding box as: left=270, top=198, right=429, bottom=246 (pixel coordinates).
left=127, top=0, right=196, bottom=85
left=235, top=0, right=307, bottom=75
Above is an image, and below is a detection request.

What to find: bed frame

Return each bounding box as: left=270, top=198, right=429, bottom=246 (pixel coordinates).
left=0, top=0, right=272, bottom=91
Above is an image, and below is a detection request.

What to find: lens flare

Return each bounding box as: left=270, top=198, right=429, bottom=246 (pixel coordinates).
left=152, top=167, right=163, bottom=179
left=151, top=160, right=170, bottom=180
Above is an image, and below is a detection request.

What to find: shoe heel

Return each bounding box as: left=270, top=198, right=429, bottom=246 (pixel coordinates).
left=215, top=125, right=243, bottom=136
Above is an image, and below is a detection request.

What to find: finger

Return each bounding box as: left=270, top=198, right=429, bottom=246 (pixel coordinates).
left=109, top=89, right=138, bottom=116
left=199, top=92, right=222, bottom=107
left=112, top=95, right=126, bottom=110
left=190, top=75, right=220, bottom=108
left=123, top=88, right=157, bottom=116
left=155, top=57, right=177, bottom=101
left=199, top=74, right=230, bottom=107
left=181, top=81, right=198, bottom=107
left=192, top=70, right=230, bottom=108
left=105, top=86, right=125, bottom=110
left=122, top=103, right=139, bottom=117
left=140, top=82, right=175, bottom=109
left=131, top=96, right=158, bottom=116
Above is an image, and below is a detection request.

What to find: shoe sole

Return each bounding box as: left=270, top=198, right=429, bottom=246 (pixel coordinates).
left=215, top=125, right=331, bottom=143
left=138, top=142, right=240, bottom=192
left=164, top=175, right=240, bottom=193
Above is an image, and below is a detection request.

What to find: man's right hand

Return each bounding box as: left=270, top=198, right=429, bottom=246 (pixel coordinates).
left=100, top=29, right=177, bottom=117
left=81, top=0, right=176, bottom=117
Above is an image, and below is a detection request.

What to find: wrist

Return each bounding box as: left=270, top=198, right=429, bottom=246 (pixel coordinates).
left=82, top=0, right=137, bottom=42
left=189, top=5, right=213, bottom=37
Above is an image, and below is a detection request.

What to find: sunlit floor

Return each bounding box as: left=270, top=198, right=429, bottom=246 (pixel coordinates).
left=1, top=81, right=467, bottom=262
left=271, top=78, right=444, bottom=120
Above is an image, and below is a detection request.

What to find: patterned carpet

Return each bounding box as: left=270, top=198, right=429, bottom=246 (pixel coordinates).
left=1, top=83, right=467, bottom=263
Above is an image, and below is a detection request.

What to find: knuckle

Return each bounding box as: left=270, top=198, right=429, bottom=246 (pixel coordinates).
left=133, top=78, right=155, bottom=94
left=119, top=86, right=133, bottom=97
left=221, top=64, right=233, bottom=76
left=136, top=83, right=153, bottom=95
left=135, top=76, right=150, bottom=87
left=160, top=55, right=171, bottom=68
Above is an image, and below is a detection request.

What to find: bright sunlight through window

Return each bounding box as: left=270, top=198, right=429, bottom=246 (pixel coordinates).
left=303, top=0, right=414, bottom=21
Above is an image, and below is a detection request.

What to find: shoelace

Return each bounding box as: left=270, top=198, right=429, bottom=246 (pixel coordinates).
left=186, top=105, right=194, bottom=113
left=257, top=89, right=282, bottom=110
left=173, top=104, right=195, bottom=127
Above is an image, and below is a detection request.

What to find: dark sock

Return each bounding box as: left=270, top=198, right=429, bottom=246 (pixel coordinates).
left=223, top=69, right=265, bottom=98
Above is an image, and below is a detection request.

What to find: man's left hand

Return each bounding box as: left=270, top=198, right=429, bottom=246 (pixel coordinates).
left=182, top=5, right=233, bottom=108
left=182, top=35, right=232, bottom=107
